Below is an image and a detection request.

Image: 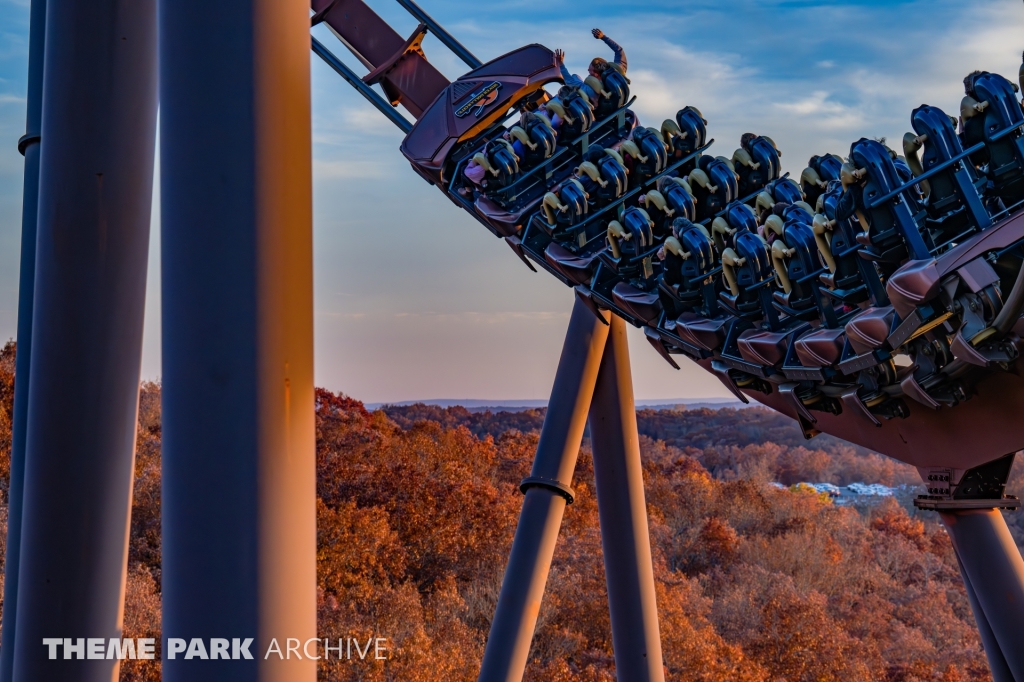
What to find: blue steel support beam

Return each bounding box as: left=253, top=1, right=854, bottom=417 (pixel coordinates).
left=0, top=0, right=46, bottom=678
left=10, top=0, right=157, bottom=677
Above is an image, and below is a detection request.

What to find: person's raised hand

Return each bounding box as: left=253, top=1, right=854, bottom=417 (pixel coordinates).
left=592, top=28, right=604, bottom=40
left=554, top=48, right=565, bottom=64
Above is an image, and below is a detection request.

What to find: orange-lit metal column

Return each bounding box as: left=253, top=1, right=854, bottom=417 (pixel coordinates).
left=160, top=0, right=317, bottom=678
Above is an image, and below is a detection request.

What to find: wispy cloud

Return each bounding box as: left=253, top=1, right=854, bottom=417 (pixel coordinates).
left=313, top=158, right=390, bottom=180
left=774, top=91, right=864, bottom=131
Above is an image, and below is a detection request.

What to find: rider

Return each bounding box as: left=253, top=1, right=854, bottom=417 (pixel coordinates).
left=554, top=28, right=628, bottom=107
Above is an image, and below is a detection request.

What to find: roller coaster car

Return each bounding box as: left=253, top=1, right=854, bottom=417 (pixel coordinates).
left=841, top=138, right=930, bottom=274
left=508, top=114, right=558, bottom=169
left=963, top=71, right=1024, bottom=208
left=621, top=127, right=669, bottom=189
left=402, top=45, right=563, bottom=185
left=734, top=135, right=782, bottom=199
left=904, top=104, right=991, bottom=248
left=587, top=67, right=630, bottom=119
left=691, top=156, right=739, bottom=221
left=801, top=153, right=843, bottom=209
left=547, top=86, right=596, bottom=140
left=405, top=42, right=1024, bottom=467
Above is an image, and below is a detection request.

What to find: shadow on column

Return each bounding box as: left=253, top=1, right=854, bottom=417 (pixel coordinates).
left=589, top=315, right=665, bottom=682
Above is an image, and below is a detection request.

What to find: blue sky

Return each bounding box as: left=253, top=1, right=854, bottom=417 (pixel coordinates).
left=0, top=0, right=1021, bottom=402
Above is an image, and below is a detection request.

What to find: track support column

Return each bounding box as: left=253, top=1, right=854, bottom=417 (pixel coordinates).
left=160, top=0, right=317, bottom=679
left=954, top=554, right=1014, bottom=682
left=0, top=0, right=47, bottom=678
left=10, top=0, right=157, bottom=677
left=478, top=298, right=610, bottom=682
left=941, top=509, right=1024, bottom=681
left=589, top=315, right=665, bottom=682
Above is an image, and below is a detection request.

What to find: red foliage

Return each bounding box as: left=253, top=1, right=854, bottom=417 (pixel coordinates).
left=0, top=361, right=1003, bottom=680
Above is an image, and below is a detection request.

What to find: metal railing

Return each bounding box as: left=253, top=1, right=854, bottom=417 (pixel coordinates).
left=394, top=0, right=482, bottom=69
left=311, top=37, right=413, bottom=133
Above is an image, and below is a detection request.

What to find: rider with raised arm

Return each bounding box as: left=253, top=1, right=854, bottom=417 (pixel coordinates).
left=554, top=28, right=628, bottom=107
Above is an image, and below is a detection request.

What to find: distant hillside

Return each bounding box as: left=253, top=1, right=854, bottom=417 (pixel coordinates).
left=368, top=398, right=748, bottom=413
left=380, top=402, right=842, bottom=448
left=0, top=343, right=1008, bottom=681
left=378, top=403, right=920, bottom=486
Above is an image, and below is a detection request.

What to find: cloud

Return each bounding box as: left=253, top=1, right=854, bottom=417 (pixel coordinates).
left=313, top=158, right=391, bottom=180
left=774, top=91, right=864, bottom=131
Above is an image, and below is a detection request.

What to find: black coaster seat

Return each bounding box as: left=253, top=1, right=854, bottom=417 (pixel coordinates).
left=508, top=114, right=558, bottom=170
left=970, top=71, right=1024, bottom=208
left=906, top=104, right=991, bottom=249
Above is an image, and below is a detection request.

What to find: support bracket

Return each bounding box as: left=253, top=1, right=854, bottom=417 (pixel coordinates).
left=519, top=477, right=575, bottom=504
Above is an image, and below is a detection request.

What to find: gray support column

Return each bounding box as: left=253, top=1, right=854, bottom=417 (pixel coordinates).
left=941, top=509, right=1024, bottom=681
left=10, top=0, right=157, bottom=677
left=478, top=298, right=610, bottom=682
left=0, top=0, right=46, bottom=678
left=954, top=553, right=1013, bottom=682
left=160, top=0, right=317, bottom=679
left=589, top=315, right=665, bottom=682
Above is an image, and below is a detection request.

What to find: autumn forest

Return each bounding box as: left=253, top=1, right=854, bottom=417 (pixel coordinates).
left=0, top=341, right=1019, bottom=681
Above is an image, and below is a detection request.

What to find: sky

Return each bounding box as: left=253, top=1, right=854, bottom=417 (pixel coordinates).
left=0, top=1, right=1021, bottom=403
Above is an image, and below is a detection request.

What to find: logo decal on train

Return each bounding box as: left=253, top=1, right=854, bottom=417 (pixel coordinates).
left=455, top=82, right=502, bottom=118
